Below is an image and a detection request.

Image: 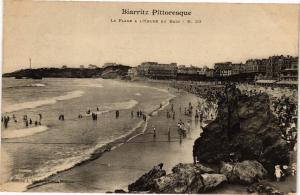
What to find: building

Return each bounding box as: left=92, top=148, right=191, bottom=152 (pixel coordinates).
left=204, top=68, right=215, bottom=78
left=88, top=64, right=98, bottom=69
left=231, top=63, right=244, bottom=75
left=244, top=59, right=266, bottom=74
left=103, top=62, right=117, bottom=68
left=279, top=68, right=298, bottom=81
left=214, top=62, right=232, bottom=77
left=278, top=57, right=298, bottom=83
left=265, top=55, right=297, bottom=79
left=137, top=62, right=177, bottom=79
left=79, top=65, right=85, bottom=69
left=177, top=65, right=201, bottom=75
left=127, top=67, right=138, bottom=79
left=147, top=63, right=177, bottom=79
left=137, top=62, right=156, bottom=77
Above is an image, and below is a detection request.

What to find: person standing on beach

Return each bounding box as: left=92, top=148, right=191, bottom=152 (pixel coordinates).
left=168, top=127, right=171, bottom=142
left=274, top=165, right=284, bottom=182
left=153, top=127, right=156, bottom=138
left=131, top=111, right=134, bottom=118
left=25, top=119, right=29, bottom=127
left=3, top=116, right=8, bottom=128
left=38, top=113, right=42, bottom=121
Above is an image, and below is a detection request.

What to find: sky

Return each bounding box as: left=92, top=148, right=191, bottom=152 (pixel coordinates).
left=3, top=1, right=299, bottom=73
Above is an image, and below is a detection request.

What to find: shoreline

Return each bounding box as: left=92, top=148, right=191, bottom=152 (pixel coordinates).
left=26, top=82, right=205, bottom=192
left=5, top=79, right=296, bottom=194
left=18, top=81, right=178, bottom=192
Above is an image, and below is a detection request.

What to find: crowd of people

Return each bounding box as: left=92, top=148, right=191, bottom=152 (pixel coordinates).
left=238, top=83, right=298, bottom=152
left=2, top=113, right=43, bottom=129
left=238, top=83, right=298, bottom=181
left=173, top=81, right=298, bottom=182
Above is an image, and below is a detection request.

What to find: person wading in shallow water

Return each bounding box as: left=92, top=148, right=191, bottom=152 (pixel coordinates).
left=116, top=110, right=119, bottom=118
left=38, top=113, right=42, bottom=121
left=59, top=114, right=65, bottom=121
left=153, top=126, right=156, bottom=138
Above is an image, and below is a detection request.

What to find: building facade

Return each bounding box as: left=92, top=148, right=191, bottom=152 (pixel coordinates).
left=231, top=63, right=244, bottom=75
left=127, top=67, right=138, bottom=79
left=244, top=59, right=267, bottom=74
left=266, top=55, right=297, bottom=79
left=214, top=62, right=232, bottom=77
left=137, top=62, right=177, bottom=79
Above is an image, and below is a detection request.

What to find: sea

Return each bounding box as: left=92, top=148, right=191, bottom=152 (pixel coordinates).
left=0, top=78, right=175, bottom=191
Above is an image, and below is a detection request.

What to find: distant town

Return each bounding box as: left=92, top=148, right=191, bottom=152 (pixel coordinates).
left=3, top=55, right=298, bottom=87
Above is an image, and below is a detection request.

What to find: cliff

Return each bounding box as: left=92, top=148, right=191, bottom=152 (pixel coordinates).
left=193, top=84, right=290, bottom=173
left=2, top=65, right=131, bottom=79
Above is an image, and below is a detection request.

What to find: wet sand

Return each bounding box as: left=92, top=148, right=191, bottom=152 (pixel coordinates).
left=27, top=81, right=297, bottom=194
left=28, top=88, right=205, bottom=192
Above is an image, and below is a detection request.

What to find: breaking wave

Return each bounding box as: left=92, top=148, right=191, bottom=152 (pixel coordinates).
left=6, top=120, right=147, bottom=192
left=4, top=83, right=46, bottom=89
left=3, top=90, right=84, bottom=113
left=77, top=83, right=103, bottom=88
left=27, top=83, right=46, bottom=87
left=2, top=126, right=49, bottom=139
left=84, top=99, right=139, bottom=116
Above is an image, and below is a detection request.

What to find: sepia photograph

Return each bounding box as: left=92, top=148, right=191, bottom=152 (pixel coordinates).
left=0, top=1, right=299, bottom=194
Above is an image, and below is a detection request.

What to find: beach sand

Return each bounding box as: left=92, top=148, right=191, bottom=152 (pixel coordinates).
left=28, top=87, right=205, bottom=192
left=26, top=81, right=297, bottom=194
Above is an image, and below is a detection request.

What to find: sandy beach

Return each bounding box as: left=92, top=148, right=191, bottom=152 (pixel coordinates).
left=0, top=79, right=292, bottom=194
left=27, top=85, right=205, bottom=192
left=25, top=80, right=297, bottom=194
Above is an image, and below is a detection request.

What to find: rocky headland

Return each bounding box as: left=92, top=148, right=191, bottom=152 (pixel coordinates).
left=114, top=84, right=291, bottom=194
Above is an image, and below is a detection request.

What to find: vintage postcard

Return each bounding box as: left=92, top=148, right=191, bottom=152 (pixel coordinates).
left=1, top=1, right=299, bottom=194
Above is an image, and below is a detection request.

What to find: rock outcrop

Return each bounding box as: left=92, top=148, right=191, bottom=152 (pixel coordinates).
left=193, top=84, right=290, bottom=173
left=128, top=163, right=166, bottom=192
left=200, top=173, right=227, bottom=192
left=247, top=181, right=284, bottom=195
left=220, top=160, right=268, bottom=184
left=128, top=163, right=226, bottom=193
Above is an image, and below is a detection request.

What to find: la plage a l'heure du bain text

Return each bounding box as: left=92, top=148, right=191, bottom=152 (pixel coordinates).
left=110, top=9, right=201, bottom=24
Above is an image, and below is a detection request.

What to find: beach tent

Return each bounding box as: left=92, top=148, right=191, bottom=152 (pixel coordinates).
left=255, top=80, right=277, bottom=87
left=276, top=80, right=298, bottom=89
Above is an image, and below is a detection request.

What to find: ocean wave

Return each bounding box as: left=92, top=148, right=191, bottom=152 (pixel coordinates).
left=4, top=83, right=46, bottom=89
left=102, top=99, right=138, bottom=111
left=77, top=84, right=103, bottom=88
left=3, top=90, right=84, bottom=113
left=15, top=120, right=147, bottom=191
left=2, top=86, right=174, bottom=191
left=27, top=83, right=46, bottom=87
left=2, top=126, right=49, bottom=139
left=84, top=99, right=138, bottom=116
